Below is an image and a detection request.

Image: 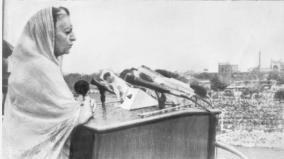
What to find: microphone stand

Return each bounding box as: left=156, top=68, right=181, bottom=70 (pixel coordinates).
left=154, top=91, right=166, bottom=109
left=90, top=79, right=115, bottom=106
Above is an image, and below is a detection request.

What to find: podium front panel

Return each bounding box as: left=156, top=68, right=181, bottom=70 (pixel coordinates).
left=70, top=105, right=219, bottom=159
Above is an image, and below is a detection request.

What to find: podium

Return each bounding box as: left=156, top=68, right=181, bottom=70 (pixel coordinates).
left=70, top=103, right=220, bottom=159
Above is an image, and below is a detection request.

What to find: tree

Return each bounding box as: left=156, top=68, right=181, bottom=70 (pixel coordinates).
left=267, top=72, right=280, bottom=81
left=64, top=72, right=101, bottom=93
left=81, top=74, right=93, bottom=82
left=64, top=73, right=82, bottom=92
left=190, top=84, right=207, bottom=98
left=193, top=72, right=210, bottom=80
left=210, top=76, right=227, bottom=91
left=274, top=89, right=284, bottom=101
left=193, top=72, right=217, bottom=80
left=267, top=71, right=284, bottom=84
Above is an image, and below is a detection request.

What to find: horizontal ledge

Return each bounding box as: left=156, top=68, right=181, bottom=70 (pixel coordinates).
left=84, top=108, right=220, bottom=133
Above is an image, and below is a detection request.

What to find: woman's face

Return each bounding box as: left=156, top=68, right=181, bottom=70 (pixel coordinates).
left=54, top=11, right=76, bottom=57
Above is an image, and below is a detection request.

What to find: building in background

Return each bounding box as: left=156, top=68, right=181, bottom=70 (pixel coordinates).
left=271, top=60, right=284, bottom=72
left=218, top=63, right=239, bottom=84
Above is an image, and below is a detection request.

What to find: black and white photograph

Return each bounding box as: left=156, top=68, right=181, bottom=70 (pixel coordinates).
left=1, top=0, right=284, bottom=159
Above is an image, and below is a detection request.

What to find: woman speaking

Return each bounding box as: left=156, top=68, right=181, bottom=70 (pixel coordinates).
left=3, top=7, right=94, bottom=159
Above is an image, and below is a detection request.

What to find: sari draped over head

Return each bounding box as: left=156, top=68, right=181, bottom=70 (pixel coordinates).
left=3, top=7, right=81, bottom=159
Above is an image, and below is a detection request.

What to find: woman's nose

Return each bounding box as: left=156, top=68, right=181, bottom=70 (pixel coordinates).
left=70, top=33, right=76, bottom=42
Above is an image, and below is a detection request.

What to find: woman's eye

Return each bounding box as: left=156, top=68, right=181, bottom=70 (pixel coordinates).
left=65, top=29, right=72, bottom=35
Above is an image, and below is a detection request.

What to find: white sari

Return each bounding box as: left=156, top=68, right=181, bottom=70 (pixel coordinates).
left=3, top=7, right=80, bottom=159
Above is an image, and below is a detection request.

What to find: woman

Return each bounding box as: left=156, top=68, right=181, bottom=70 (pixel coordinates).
left=3, top=7, right=94, bottom=159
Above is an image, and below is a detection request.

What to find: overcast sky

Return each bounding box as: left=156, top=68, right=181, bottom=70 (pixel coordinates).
left=4, top=0, right=284, bottom=74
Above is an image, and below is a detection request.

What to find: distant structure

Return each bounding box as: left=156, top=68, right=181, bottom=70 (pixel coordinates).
left=215, top=52, right=283, bottom=87
left=270, top=60, right=284, bottom=72
left=218, top=63, right=239, bottom=83
left=258, top=51, right=261, bottom=72
left=248, top=52, right=282, bottom=73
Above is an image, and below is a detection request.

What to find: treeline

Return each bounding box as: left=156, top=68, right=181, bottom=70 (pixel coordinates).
left=274, top=89, right=284, bottom=101
left=267, top=71, right=284, bottom=84
left=191, top=72, right=228, bottom=91
left=64, top=73, right=100, bottom=92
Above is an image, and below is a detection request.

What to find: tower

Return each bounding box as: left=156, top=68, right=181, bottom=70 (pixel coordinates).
left=258, top=51, right=261, bottom=71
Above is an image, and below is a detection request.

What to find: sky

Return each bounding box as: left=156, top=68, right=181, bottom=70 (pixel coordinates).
left=4, top=0, right=284, bottom=74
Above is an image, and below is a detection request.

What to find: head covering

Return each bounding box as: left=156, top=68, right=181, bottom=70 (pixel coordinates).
left=3, top=7, right=80, bottom=159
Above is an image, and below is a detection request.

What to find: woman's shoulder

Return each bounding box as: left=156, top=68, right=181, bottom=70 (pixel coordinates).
left=28, top=57, right=60, bottom=72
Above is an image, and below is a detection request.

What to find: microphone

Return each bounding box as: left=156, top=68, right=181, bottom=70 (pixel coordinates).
left=125, top=75, right=170, bottom=94
left=126, top=71, right=212, bottom=112
left=74, top=80, right=90, bottom=98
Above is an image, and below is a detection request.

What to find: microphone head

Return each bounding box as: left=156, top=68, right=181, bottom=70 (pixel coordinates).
left=139, top=72, right=154, bottom=82
left=74, top=80, right=90, bottom=97
left=125, top=74, right=135, bottom=83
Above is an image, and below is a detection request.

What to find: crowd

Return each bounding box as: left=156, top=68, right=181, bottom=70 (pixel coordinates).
left=210, top=89, right=284, bottom=148
left=212, top=96, right=283, bottom=132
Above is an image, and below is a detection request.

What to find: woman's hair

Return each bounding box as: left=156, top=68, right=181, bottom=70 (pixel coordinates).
left=52, top=6, right=70, bottom=26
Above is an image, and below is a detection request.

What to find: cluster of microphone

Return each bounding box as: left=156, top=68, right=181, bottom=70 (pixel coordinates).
left=73, top=67, right=210, bottom=111
left=73, top=73, right=207, bottom=99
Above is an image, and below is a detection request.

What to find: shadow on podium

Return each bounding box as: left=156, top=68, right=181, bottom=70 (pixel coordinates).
left=70, top=125, right=95, bottom=159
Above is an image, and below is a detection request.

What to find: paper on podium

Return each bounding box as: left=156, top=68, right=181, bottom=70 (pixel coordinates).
left=120, top=88, right=158, bottom=110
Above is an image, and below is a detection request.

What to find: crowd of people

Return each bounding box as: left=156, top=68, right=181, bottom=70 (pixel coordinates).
left=212, top=94, right=283, bottom=132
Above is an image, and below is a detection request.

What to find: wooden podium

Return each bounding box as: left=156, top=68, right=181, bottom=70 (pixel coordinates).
left=70, top=104, right=220, bottom=159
